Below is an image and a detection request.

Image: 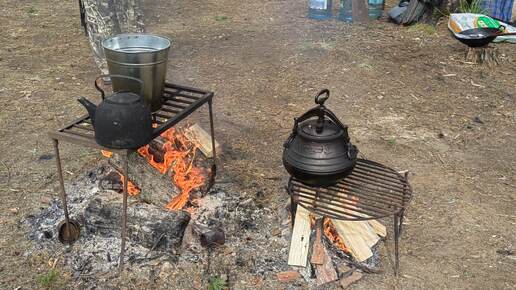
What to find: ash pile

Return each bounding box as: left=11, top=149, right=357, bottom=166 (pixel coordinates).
left=23, top=162, right=288, bottom=285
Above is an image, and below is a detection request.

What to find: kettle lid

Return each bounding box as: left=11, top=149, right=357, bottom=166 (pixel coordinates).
left=105, top=91, right=142, bottom=105
left=299, top=119, right=344, bottom=140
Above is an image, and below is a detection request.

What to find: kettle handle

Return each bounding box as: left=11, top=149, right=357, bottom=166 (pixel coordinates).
left=284, top=90, right=349, bottom=148
left=315, top=89, right=329, bottom=105
left=94, top=74, right=144, bottom=99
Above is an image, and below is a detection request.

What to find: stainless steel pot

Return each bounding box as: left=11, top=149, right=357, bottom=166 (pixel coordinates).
left=102, top=34, right=171, bottom=111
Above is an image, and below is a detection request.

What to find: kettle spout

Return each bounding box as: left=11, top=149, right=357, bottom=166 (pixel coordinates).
left=77, top=97, right=97, bottom=124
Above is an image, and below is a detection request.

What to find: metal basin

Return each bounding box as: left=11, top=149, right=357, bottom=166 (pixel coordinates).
left=102, top=34, right=171, bottom=111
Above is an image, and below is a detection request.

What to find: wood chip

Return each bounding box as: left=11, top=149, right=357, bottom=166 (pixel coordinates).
left=277, top=271, right=300, bottom=282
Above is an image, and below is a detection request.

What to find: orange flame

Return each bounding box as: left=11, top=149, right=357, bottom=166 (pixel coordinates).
left=118, top=172, right=141, bottom=196
left=101, top=150, right=113, bottom=158
left=323, top=218, right=350, bottom=253
left=137, top=127, right=205, bottom=210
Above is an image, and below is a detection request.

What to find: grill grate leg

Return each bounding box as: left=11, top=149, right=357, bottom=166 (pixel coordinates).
left=118, top=150, right=129, bottom=270
left=394, top=213, right=400, bottom=276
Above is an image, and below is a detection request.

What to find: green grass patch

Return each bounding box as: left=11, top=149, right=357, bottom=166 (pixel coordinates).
left=458, top=0, right=487, bottom=14
left=214, top=15, right=228, bottom=21
left=27, top=7, right=37, bottom=14
left=387, top=136, right=396, bottom=146
left=208, top=276, right=227, bottom=290
left=38, top=269, right=59, bottom=289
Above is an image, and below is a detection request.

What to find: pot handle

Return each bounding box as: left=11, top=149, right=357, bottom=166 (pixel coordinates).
left=315, top=89, right=330, bottom=106
left=94, top=74, right=144, bottom=100
left=284, top=90, right=348, bottom=148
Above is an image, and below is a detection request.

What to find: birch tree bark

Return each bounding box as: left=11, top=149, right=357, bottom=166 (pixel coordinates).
left=81, top=0, right=145, bottom=73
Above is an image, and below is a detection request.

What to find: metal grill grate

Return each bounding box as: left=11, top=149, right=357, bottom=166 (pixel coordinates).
left=288, top=159, right=412, bottom=221
left=49, top=82, right=213, bottom=150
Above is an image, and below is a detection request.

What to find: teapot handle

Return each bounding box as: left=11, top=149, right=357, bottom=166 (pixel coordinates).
left=94, top=74, right=144, bottom=100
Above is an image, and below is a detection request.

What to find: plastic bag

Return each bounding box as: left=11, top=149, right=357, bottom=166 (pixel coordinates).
left=448, top=13, right=516, bottom=43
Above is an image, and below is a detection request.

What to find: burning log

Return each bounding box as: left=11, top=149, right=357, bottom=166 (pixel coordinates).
left=110, top=151, right=181, bottom=206
left=84, top=191, right=191, bottom=252
left=314, top=241, right=339, bottom=286
left=106, top=126, right=209, bottom=210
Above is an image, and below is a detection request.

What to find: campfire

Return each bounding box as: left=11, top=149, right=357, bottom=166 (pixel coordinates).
left=101, top=126, right=207, bottom=211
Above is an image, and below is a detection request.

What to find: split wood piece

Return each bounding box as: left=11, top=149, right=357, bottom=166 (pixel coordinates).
left=368, top=219, right=387, bottom=238
left=311, top=218, right=325, bottom=265
left=288, top=205, right=312, bottom=267
left=347, top=221, right=380, bottom=248
left=110, top=151, right=180, bottom=206
left=351, top=0, right=369, bottom=22
left=314, top=240, right=339, bottom=286
left=84, top=191, right=191, bottom=252
left=185, top=123, right=220, bottom=158
left=332, top=219, right=373, bottom=262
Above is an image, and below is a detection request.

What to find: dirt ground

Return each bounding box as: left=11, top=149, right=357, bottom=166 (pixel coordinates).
left=1, top=0, right=515, bottom=289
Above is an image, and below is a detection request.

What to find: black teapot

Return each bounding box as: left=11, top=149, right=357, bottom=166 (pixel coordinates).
left=78, top=75, right=154, bottom=149
left=282, top=89, right=358, bottom=186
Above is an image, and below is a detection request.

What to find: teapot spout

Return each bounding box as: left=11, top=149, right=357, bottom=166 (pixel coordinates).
left=77, top=97, right=97, bottom=124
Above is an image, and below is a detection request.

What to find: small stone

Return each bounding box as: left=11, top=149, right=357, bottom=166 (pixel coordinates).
left=38, top=154, right=54, bottom=161
left=271, top=228, right=281, bottom=236
left=200, top=227, right=225, bottom=248
left=376, top=95, right=384, bottom=100
left=240, top=198, right=254, bottom=208
left=277, top=270, right=300, bottom=282
left=158, top=262, right=173, bottom=279
left=496, top=247, right=513, bottom=256
left=9, top=208, right=19, bottom=214
left=473, top=116, right=484, bottom=124
left=438, top=129, right=450, bottom=139
left=339, top=271, right=363, bottom=289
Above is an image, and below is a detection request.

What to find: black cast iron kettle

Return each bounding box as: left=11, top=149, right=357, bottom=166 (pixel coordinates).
left=283, top=89, right=358, bottom=186
left=78, top=75, right=154, bottom=149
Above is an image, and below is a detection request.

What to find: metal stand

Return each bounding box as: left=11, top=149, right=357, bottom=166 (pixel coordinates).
left=287, top=160, right=412, bottom=276
left=49, top=82, right=216, bottom=270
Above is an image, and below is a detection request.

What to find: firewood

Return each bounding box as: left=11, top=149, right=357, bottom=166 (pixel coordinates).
left=314, top=241, right=339, bottom=286
left=332, top=219, right=373, bottom=262
left=311, top=218, right=324, bottom=265
left=367, top=220, right=387, bottom=238
left=84, top=191, right=190, bottom=252
left=110, top=151, right=180, bottom=207
left=345, top=221, right=380, bottom=248
left=288, top=205, right=311, bottom=267
left=147, top=136, right=167, bottom=163
left=185, top=123, right=220, bottom=158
